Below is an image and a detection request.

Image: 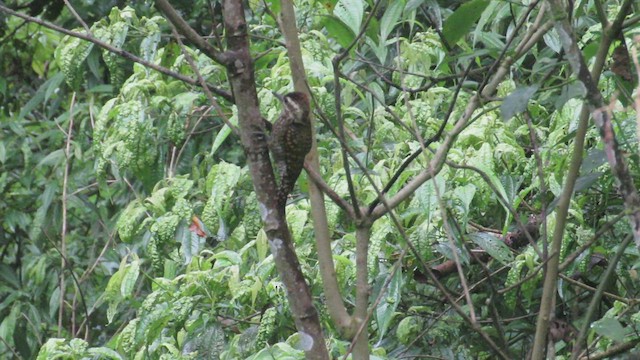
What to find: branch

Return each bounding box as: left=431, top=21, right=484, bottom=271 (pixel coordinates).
left=367, top=61, right=473, bottom=213
left=330, top=0, right=384, bottom=219
left=428, top=216, right=541, bottom=279
left=303, top=162, right=355, bottom=218
left=370, top=2, right=550, bottom=221
left=278, top=0, right=353, bottom=336
left=154, top=0, right=232, bottom=66
left=220, top=0, right=329, bottom=358
left=532, top=1, right=635, bottom=358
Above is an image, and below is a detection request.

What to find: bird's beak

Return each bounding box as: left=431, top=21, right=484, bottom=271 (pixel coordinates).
left=272, top=91, right=285, bottom=103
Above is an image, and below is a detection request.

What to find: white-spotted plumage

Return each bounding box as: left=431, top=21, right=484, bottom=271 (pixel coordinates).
left=269, top=92, right=311, bottom=207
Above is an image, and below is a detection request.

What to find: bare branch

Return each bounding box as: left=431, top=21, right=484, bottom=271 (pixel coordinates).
left=154, top=0, right=232, bottom=66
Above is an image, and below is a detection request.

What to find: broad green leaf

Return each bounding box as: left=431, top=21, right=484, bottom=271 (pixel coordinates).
left=442, top=0, right=490, bottom=46
left=334, top=0, right=365, bottom=36
left=396, top=316, right=423, bottom=345
left=88, top=347, right=124, bottom=359
left=406, top=0, right=426, bottom=13
left=17, top=85, right=46, bottom=122
left=37, top=149, right=65, bottom=168
left=256, top=229, right=268, bottom=261
left=44, top=72, right=65, bottom=102
left=468, top=232, right=514, bottom=265
left=501, top=86, right=538, bottom=120
left=580, top=149, right=606, bottom=173
left=375, top=268, right=402, bottom=341
left=321, top=15, right=355, bottom=49
left=210, top=114, right=238, bottom=156
left=140, top=17, right=161, bottom=62
left=574, top=172, right=605, bottom=193
left=49, top=287, right=60, bottom=319
left=180, top=224, right=204, bottom=265
left=500, top=175, right=522, bottom=205
left=453, top=183, right=476, bottom=214
left=135, top=303, right=170, bottom=345
left=263, top=0, right=281, bottom=14
left=369, top=219, right=391, bottom=273
left=36, top=339, right=66, bottom=360
left=380, top=0, right=405, bottom=42
left=592, top=317, right=629, bottom=342
left=121, top=258, right=140, bottom=298
left=287, top=208, right=307, bottom=240
left=213, top=250, right=242, bottom=267
left=543, top=30, right=562, bottom=53
left=247, top=342, right=304, bottom=360
left=0, top=303, right=20, bottom=348
left=107, top=300, right=120, bottom=324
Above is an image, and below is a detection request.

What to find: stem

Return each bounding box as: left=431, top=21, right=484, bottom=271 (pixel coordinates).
left=278, top=0, right=352, bottom=335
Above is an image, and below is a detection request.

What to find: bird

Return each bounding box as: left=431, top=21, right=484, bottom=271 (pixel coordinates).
left=268, top=91, right=312, bottom=208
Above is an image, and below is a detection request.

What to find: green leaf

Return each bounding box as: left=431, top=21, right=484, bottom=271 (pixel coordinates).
left=406, top=0, right=426, bottom=13
left=256, top=230, right=268, bottom=261
left=263, top=0, right=281, bottom=14
left=17, top=85, right=46, bottom=122
left=321, top=15, right=355, bottom=49
left=135, top=303, right=171, bottom=346
left=44, top=72, right=65, bottom=102
left=468, top=232, right=514, bottom=265
left=374, top=268, right=402, bottom=341
left=37, top=149, right=65, bottom=168
left=0, top=303, right=20, bottom=348
left=88, top=346, right=124, bottom=359
left=442, top=0, right=490, bottom=46
left=105, top=261, right=126, bottom=301
left=210, top=115, right=237, bottom=157
left=580, top=149, right=606, bottom=173
left=213, top=250, right=242, bottom=267
left=501, top=86, right=538, bottom=120
left=543, top=30, right=562, bottom=53
left=36, top=339, right=66, bottom=360
left=380, top=0, right=404, bottom=42
left=592, top=317, right=629, bottom=343
left=396, top=316, right=423, bottom=345
left=334, top=0, right=365, bottom=36
left=286, top=209, right=308, bottom=240
left=180, top=224, right=204, bottom=265
left=121, top=258, right=140, bottom=298
left=500, top=175, right=522, bottom=205
left=0, top=141, right=5, bottom=164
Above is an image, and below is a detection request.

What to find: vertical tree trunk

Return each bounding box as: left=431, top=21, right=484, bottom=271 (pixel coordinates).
left=220, top=1, right=329, bottom=358
left=353, top=225, right=371, bottom=359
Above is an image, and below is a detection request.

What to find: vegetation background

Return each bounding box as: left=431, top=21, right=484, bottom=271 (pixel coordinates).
left=1, top=0, right=639, bottom=359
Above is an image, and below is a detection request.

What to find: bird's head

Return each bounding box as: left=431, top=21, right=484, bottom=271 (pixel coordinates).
left=275, top=91, right=310, bottom=124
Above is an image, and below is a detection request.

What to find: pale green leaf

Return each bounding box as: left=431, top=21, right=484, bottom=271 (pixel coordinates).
left=334, top=0, right=365, bottom=36
left=121, top=258, right=140, bottom=298
left=375, top=268, right=402, bottom=341
left=468, top=232, right=514, bottom=265
left=380, top=0, right=405, bottom=42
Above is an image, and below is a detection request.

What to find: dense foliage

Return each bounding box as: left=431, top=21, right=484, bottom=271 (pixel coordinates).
left=1, top=0, right=640, bottom=359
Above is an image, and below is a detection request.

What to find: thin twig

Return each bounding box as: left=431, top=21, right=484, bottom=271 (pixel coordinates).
left=58, top=92, right=76, bottom=336
left=62, top=0, right=90, bottom=32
